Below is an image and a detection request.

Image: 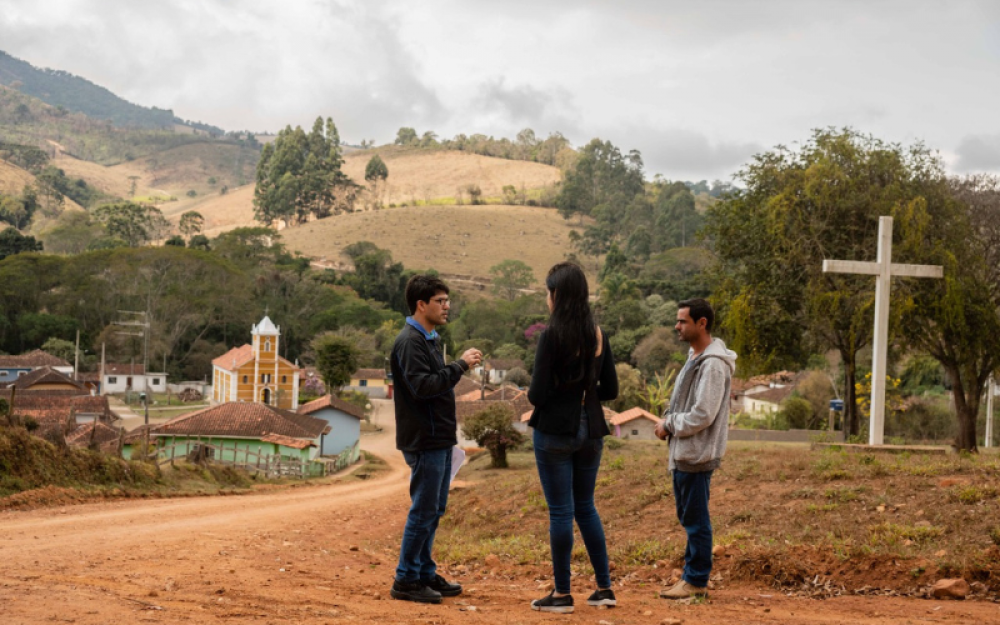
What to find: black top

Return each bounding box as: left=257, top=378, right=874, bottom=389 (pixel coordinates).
left=527, top=328, right=618, bottom=438
left=391, top=324, right=468, bottom=452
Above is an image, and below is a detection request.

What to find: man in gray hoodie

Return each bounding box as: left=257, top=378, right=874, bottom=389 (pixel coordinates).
left=654, top=298, right=737, bottom=599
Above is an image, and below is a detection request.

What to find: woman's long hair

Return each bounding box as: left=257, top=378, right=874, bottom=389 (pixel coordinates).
left=544, top=262, right=597, bottom=388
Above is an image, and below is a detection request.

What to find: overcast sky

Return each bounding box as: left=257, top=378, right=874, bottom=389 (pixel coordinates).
left=2, top=0, right=999, bottom=180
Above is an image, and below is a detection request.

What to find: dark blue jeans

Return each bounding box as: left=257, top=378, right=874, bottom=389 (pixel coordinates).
left=395, top=447, right=452, bottom=583
left=533, top=418, right=611, bottom=594
left=673, top=469, right=713, bottom=587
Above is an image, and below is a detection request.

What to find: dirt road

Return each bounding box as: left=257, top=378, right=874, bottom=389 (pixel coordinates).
left=1, top=400, right=997, bottom=624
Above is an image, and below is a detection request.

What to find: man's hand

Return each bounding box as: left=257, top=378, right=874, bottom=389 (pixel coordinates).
left=460, top=348, right=483, bottom=369
left=654, top=420, right=669, bottom=441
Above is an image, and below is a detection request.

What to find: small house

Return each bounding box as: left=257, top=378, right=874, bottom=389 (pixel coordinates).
left=0, top=350, right=73, bottom=385
left=297, top=395, right=365, bottom=456
left=345, top=368, right=392, bottom=399
left=610, top=407, right=660, bottom=440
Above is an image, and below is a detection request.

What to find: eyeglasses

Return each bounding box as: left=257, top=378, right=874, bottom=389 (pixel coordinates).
left=430, top=297, right=450, bottom=306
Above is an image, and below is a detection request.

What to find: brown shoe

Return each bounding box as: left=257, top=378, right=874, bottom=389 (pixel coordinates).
left=659, top=580, right=708, bottom=599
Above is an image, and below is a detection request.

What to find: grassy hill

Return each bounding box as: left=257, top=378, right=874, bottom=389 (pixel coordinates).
left=280, top=203, right=590, bottom=288
left=342, top=147, right=561, bottom=206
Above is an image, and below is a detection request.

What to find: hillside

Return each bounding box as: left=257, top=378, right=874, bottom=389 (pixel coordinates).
left=280, top=203, right=589, bottom=287
left=0, top=49, right=221, bottom=133
left=342, top=148, right=562, bottom=206
left=0, top=157, right=85, bottom=213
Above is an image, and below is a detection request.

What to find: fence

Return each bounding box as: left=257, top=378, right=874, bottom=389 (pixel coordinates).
left=144, top=438, right=361, bottom=479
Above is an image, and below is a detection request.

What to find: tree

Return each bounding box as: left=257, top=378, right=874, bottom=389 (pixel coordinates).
left=704, top=129, right=948, bottom=437
left=165, top=235, right=186, bottom=247
left=364, top=154, right=389, bottom=209
left=897, top=174, right=1000, bottom=451
left=394, top=127, right=418, bottom=146
left=41, top=337, right=76, bottom=363
left=460, top=403, right=524, bottom=468
left=39, top=211, right=103, bottom=254
left=179, top=211, right=204, bottom=240
left=254, top=117, right=358, bottom=226
left=0, top=227, right=42, bottom=261
left=312, top=332, right=359, bottom=391
left=557, top=138, right=644, bottom=223
left=93, top=202, right=169, bottom=247
left=490, top=259, right=535, bottom=301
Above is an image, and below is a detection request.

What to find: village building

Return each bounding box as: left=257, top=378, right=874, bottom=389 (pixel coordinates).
left=474, top=358, right=525, bottom=385
left=743, top=385, right=797, bottom=417
left=1, top=367, right=117, bottom=444
left=100, top=363, right=168, bottom=395
left=344, top=368, right=392, bottom=399
left=127, top=402, right=328, bottom=462
left=610, top=407, right=660, bottom=439
left=210, top=316, right=299, bottom=410
left=297, top=394, right=365, bottom=456
left=0, top=350, right=73, bottom=384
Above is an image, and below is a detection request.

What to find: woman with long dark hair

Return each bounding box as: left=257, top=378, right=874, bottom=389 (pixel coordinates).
left=526, top=262, right=619, bottom=613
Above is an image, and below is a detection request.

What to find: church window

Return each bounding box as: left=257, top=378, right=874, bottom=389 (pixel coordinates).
left=281, top=375, right=287, bottom=384
left=243, top=375, right=248, bottom=384
left=264, top=338, right=271, bottom=351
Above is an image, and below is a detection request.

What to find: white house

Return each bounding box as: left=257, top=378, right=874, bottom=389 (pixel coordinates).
left=101, top=364, right=167, bottom=394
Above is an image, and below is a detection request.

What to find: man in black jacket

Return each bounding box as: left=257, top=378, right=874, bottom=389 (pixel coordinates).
left=390, top=275, right=482, bottom=604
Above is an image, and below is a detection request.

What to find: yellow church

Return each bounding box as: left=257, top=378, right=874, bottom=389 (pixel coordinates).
left=211, top=316, right=300, bottom=410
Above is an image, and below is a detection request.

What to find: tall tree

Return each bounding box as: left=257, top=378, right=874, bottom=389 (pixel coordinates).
left=178, top=211, right=204, bottom=240
left=312, top=332, right=359, bottom=390
left=92, top=202, right=169, bottom=247
left=705, top=129, right=948, bottom=436
left=557, top=138, right=644, bottom=223
left=254, top=117, right=357, bottom=226
left=897, top=174, right=1000, bottom=451
left=490, top=259, right=535, bottom=301
left=364, top=154, right=389, bottom=209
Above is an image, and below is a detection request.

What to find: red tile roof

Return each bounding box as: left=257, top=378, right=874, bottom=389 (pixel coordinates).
left=104, top=363, right=147, bottom=375
left=67, top=421, right=122, bottom=449
left=747, top=385, right=796, bottom=405
left=352, top=368, right=387, bottom=380
left=485, top=359, right=524, bottom=371
left=610, top=407, right=659, bottom=426
left=154, top=402, right=329, bottom=439
left=453, top=376, right=481, bottom=397
left=522, top=405, right=618, bottom=423
left=260, top=433, right=316, bottom=449
left=297, top=394, right=365, bottom=420
left=0, top=350, right=71, bottom=368
left=211, top=345, right=255, bottom=371
left=4, top=366, right=84, bottom=391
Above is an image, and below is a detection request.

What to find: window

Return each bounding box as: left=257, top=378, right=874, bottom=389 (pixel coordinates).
left=152, top=378, right=160, bottom=385
left=264, top=338, right=271, bottom=351
left=261, top=374, right=271, bottom=384
left=632, top=429, right=639, bottom=436
left=359, top=379, right=368, bottom=387
left=281, top=375, right=287, bottom=384
left=242, top=375, right=248, bottom=384
left=108, top=376, right=117, bottom=384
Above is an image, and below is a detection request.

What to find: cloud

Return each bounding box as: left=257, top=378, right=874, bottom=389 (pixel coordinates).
left=953, top=135, right=1000, bottom=172
left=467, top=78, right=581, bottom=137
left=603, top=126, right=761, bottom=181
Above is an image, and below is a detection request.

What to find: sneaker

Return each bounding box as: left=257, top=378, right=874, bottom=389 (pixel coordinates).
left=586, top=588, right=617, bottom=607
left=659, top=580, right=708, bottom=599
left=423, top=573, right=462, bottom=597
left=531, top=591, right=575, bottom=613
left=390, top=580, right=442, bottom=604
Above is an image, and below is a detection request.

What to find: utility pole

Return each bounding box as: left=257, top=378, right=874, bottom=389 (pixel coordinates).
left=115, top=310, right=150, bottom=425
left=74, top=329, right=80, bottom=381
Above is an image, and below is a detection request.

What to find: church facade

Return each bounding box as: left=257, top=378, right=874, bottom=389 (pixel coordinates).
left=211, top=316, right=299, bottom=410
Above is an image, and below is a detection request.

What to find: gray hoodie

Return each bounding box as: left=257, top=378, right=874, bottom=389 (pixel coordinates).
left=662, top=338, right=737, bottom=473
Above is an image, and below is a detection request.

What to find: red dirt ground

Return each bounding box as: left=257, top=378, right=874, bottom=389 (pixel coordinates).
left=1, top=407, right=998, bottom=624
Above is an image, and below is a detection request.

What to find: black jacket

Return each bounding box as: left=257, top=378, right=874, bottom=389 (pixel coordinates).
left=391, top=323, right=468, bottom=452
left=527, top=328, right=618, bottom=438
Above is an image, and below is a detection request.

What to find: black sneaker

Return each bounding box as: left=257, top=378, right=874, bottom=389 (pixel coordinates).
left=531, top=591, right=574, bottom=613
left=423, top=573, right=462, bottom=597
left=586, top=588, right=617, bottom=607
left=390, top=580, right=442, bottom=604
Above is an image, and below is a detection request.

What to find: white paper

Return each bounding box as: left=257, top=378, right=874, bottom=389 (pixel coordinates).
left=450, top=446, right=466, bottom=484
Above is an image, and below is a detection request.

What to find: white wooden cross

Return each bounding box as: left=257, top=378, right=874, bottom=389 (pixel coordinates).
left=822, top=216, right=943, bottom=445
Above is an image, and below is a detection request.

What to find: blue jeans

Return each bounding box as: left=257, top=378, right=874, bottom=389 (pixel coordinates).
left=395, top=448, right=452, bottom=583
left=673, top=469, right=713, bottom=587
left=533, top=418, right=611, bottom=594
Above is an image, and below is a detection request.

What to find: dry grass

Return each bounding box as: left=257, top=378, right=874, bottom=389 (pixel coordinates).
left=0, top=159, right=37, bottom=195
left=424, top=441, right=1000, bottom=594
left=342, top=148, right=561, bottom=206
left=280, top=204, right=596, bottom=287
